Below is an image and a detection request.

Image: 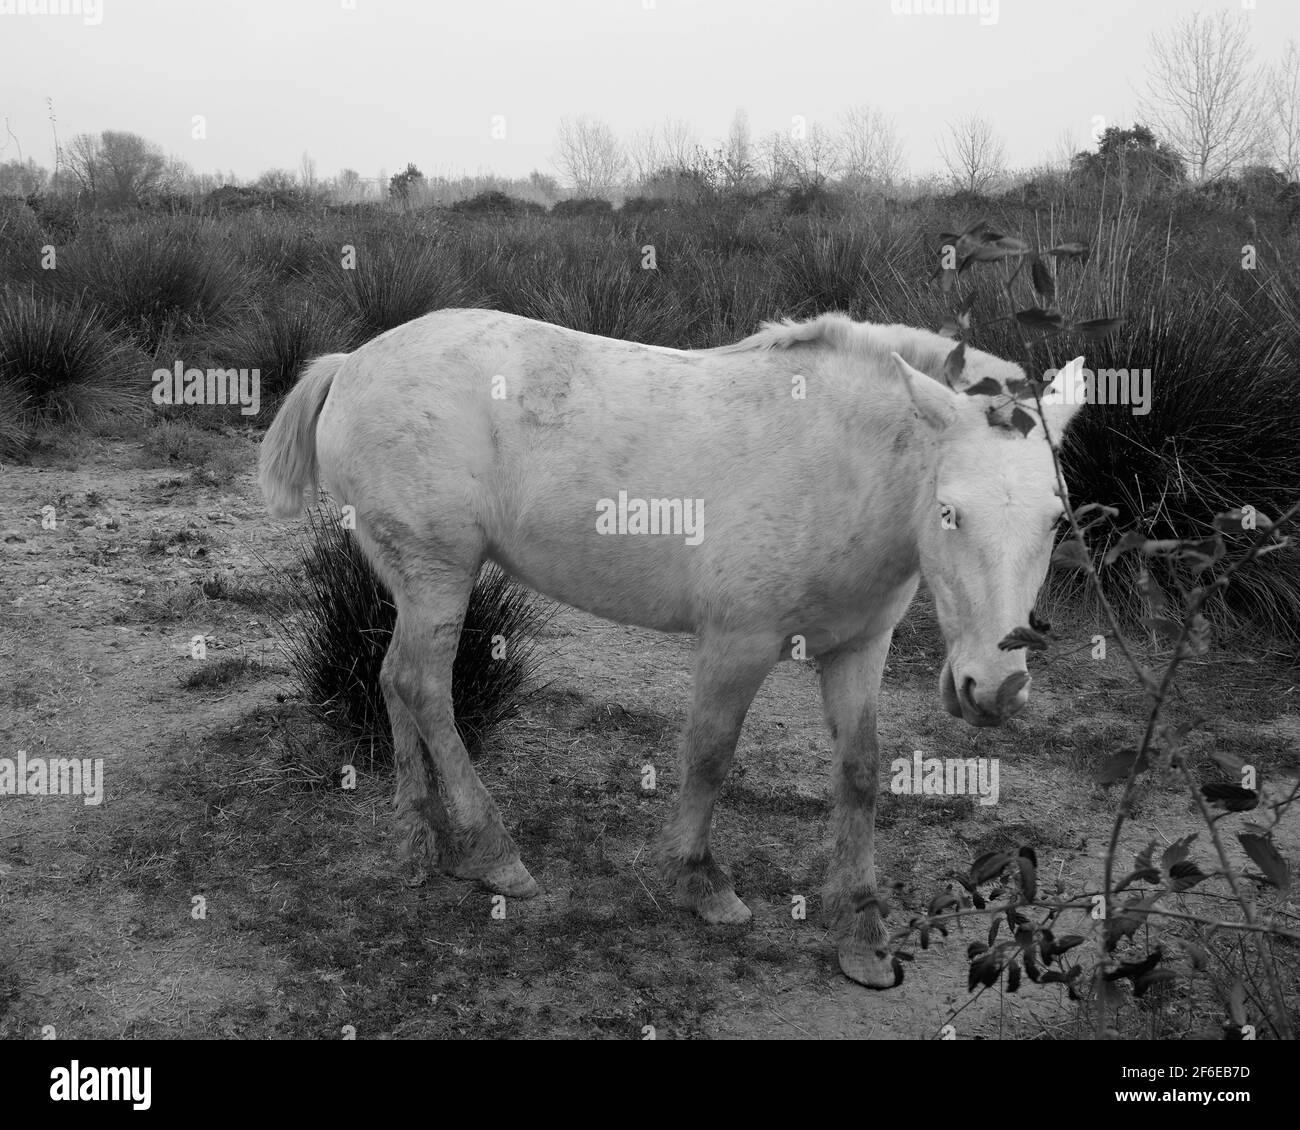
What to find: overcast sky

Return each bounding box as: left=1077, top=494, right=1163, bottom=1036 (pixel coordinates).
left=1, top=0, right=1297, bottom=187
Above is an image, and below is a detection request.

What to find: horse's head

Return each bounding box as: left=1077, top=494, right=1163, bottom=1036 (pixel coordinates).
left=891, top=351, right=1086, bottom=727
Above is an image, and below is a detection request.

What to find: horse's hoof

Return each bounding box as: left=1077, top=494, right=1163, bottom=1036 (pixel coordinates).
left=838, top=941, right=903, bottom=989
left=466, top=858, right=540, bottom=898
left=697, top=889, right=752, bottom=925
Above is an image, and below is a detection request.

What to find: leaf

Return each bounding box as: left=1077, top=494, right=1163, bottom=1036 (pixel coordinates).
left=1209, top=748, right=1246, bottom=775
left=1136, top=568, right=1169, bottom=615
left=958, top=289, right=979, bottom=315
left=1139, top=535, right=1224, bottom=571
left=1041, top=934, right=1085, bottom=961
left=1238, top=832, right=1291, bottom=890
left=1096, top=746, right=1149, bottom=786
left=1046, top=241, right=1089, bottom=258
left=1105, top=949, right=1163, bottom=982
left=1030, top=255, right=1055, bottom=300
left=1071, top=502, right=1119, bottom=525
left=998, top=625, right=1048, bottom=652
left=1051, top=539, right=1090, bottom=572
left=1160, top=834, right=1197, bottom=871
left=1103, top=529, right=1148, bottom=566
left=1008, top=406, right=1037, bottom=437
left=1202, top=782, right=1259, bottom=812
left=963, top=376, right=1002, bottom=397
left=968, top=949, right=1000, bottom=992
left=927, top=892, right=958, bottom=916
left=1006, top=960, right=1022, bottom=993
left=971, top=851, right=1013, bottom=885
left=1070, top=317, right=1122, bottom=340
left=1017, top=855, right=1037, bottom=902
left=1133, top=968, right=1179, bottom=997
left=1168, top=860, right=1207, bottom=892
left=987, top=917, right=1001, bottom=948
left=970, top=235, right=1029, bottom=262
left=1213, top=508, right=1274, bottom=533
left=1104, top=896, right=1158, bottom=950
left=1028, top=609, right=1051, bottom=633
left=941, top=341, right=966, bottom=387
left=1015, top=308, right=1065, bottom=333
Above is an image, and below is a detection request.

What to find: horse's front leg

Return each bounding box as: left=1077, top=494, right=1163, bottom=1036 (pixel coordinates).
left=659, top=630, right=779, bottom=924
left=818, top=629, right=902, bottom=988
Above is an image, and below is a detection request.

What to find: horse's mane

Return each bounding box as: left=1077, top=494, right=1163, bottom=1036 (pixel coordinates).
left=707, top=312, right=960, bottom=385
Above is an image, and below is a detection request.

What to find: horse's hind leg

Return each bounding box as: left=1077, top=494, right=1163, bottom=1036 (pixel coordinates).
left=380, top=575, right=538, bottom=898
left=659, top=631, right=778, bottom=925
left=381, top=616, right=455, bottom=881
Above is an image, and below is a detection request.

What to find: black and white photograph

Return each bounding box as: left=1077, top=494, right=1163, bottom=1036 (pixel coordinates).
left=1, top=0, right=1299, bottom=1069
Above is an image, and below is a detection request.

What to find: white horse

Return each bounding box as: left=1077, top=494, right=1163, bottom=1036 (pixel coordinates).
left=260, top=308, right=1085, bottom=988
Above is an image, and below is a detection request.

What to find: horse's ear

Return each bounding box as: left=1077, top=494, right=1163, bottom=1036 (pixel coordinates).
left=891, top=353, right=959, bottom=431
left=1040, top=356, right=1086, bottom=435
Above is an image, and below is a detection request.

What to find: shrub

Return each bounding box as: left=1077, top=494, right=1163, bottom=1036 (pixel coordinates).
left=269, top=509, right=552, bottom=759
left=0, top=288, right=143, bottom=443
left=451, top=191, right=544, bottom=217
left=551, top=197, right=614, bottom=218
left=56, top=222, right=249, bottom=352
left=206, top=297, right=357, bottom=422
left=322, top=236, right=473, bottom=345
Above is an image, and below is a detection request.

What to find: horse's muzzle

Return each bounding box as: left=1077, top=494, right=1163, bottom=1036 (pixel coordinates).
left=940, top=663, right=1030, bottom=727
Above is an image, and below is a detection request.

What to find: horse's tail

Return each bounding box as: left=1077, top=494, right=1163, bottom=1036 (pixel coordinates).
left=259, top=353, right=348, bottom=518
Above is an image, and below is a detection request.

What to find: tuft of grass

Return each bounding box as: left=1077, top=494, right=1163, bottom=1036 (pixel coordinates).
left=182, top=655, right=260, bottom=689
left=267, top=508, right=553, bottom=759
left=1057, top=289, right=1300, bottom=646
left=56, top=221, right=249, bottom=352
left=323, top=237, right=473, bottom=345
left=206, top=297, right=357, bottom=422
left=0, top=288, right=144, bottom=447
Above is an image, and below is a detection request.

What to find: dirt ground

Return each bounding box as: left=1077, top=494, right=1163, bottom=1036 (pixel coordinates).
left=2, top=429, right=1297, bottom=1040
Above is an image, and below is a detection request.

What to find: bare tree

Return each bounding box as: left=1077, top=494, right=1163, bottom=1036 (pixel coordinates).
left=553, top=114, right=627, bottom=196
left=300, top=149, right=318, bottom=191
left=783, top=121, right=840, bottom=189
left=626, top=125, right=662, bottom=186
left=658, top=117, right=696, bottom=170
left=721, top=107, right=755, bottom=189
left=1266, top=38, right=1300, bottom=181
left=937, top=113, right=1006, bottom=194
left=333, top=168, right=361, bottom=201
left=98, top=130, right=166, bottom=206
left=1047, top=124, right=1081, bottom=173
left=1138, top=11, right=1265, bottom=181
left=63, top=132, right=103, bottom=204
left=626, top=116, right=698, bottom=186
left=757, top=129, right=793, bottom=189
left=839, top=103, right=904, bottom=188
